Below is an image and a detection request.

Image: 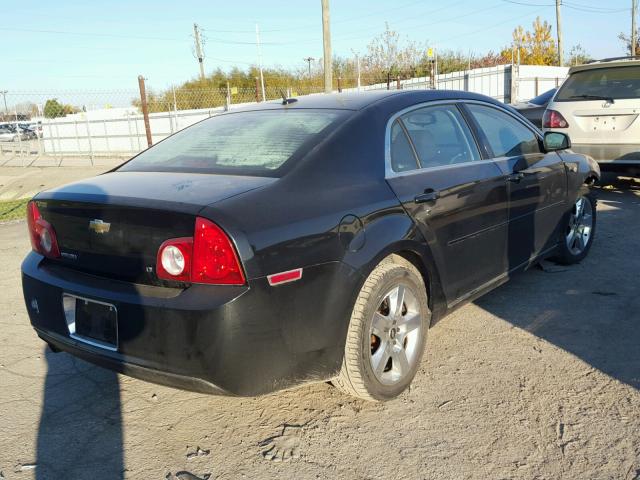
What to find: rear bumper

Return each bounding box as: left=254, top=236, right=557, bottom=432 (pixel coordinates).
left=36, top=328, right=228, bottom=394
left=22, top=252, right=360, bottom=396
left=570, top=143, right=640, bottom=167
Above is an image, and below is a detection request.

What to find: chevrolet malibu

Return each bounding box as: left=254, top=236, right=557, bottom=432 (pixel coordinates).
left=22, top=91, right=600, bottom=401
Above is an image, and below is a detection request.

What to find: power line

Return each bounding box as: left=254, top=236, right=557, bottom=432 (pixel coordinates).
left=0, top=26, right=188, bottom=42
left=290, top=2, right=505, bottom=45
left=562, top=1, right=629, bottom=13
left=437, top=6, right=550, bottom=43
left=500, top=0, right=629, bottom=12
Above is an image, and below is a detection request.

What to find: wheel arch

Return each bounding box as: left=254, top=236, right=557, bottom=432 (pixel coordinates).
left=342, top=212, right=448, bottom=324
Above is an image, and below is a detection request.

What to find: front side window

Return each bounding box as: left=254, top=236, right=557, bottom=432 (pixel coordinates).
left=400, top=104, right=480, bottom=169
left=555, top=66, right=640, bottom=101
left=467, top=104, right=540, bottom=158
left=119, top=109, right=347, bottom=176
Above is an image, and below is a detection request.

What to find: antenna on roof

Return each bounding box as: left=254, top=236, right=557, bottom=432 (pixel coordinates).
left=280, top=89, right=298, bottom=105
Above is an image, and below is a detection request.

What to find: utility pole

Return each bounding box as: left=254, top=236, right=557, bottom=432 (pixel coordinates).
left=303, top=57, right=314, bottom=77
left=321, top=0, right=332, bottom=93
left=356, top=54, right=361, bottom=91
left=137, top=75, right=153, bottom=148
left=434, top=47, right=438, bottom=89
left=0, top=90, right=7, bottom=117
left=193, top=23, right=206, bottom=80
left=256, top=24, right=266, bottom=102
left=632, top=0, right=638, bottom=56
left=556, top=0, right=564, bottom=66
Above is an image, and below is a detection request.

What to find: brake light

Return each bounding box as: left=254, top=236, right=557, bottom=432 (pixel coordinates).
left=156, top=217, right=245, bottom=285
left=543, top=109, right=569, bottom=128
left=26, top=201, right=60, bottom=258
left=192, top=217, right=245, bottom=285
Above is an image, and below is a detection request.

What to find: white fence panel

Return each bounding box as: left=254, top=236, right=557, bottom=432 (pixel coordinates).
left=38, top=65, right=570, bottom=157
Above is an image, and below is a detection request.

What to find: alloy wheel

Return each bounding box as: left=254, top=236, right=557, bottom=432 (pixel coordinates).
left=566, top=196, right=593, bottom=256
left=369, top=284, right=422, bottom=385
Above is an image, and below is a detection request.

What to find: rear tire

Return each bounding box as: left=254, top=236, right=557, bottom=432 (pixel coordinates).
left=333, top=255, right=430, bottom=401
left=553, top=189, right=597, bottom=265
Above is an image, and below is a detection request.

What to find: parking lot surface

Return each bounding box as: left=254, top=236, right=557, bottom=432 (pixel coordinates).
left=1, top=179, right=639, bottom=480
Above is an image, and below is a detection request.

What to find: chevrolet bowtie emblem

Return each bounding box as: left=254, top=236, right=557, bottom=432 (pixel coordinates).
left=89, top=219, right=111, bottom=234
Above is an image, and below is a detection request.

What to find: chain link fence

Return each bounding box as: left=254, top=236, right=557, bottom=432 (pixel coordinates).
left=0, top=64, right=567, bottom=166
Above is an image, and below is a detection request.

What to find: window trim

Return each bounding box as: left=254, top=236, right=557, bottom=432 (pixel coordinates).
left=391, top=118, right=421, bottom=171
left=458, top=100, right=544, bottom=160
left=385, top=100, right=506, bottom=179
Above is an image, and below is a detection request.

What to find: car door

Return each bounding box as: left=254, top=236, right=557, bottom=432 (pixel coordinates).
left=463, top=102, right=567, bottom=271
left=385, top=102, right=509, bottom=304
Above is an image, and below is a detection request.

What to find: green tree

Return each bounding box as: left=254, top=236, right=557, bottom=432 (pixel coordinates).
left=43, top=99, right=78, bottom=118
left=43, top=99, right=65, bottom=118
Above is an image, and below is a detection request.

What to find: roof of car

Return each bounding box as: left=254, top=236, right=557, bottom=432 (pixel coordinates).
left=569, top=57, right=640, bottom=74
left=231, top=89, right=503, bottom=112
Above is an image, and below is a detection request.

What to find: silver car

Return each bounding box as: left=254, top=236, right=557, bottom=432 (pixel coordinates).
left=543, top=57, right=640, bottom=175
left=0, top=126, right=21, bottom=142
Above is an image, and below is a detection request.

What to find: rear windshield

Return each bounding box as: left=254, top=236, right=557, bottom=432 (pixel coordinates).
left=529, top=88, right=556, bottom=105
left=556, top=66, right=640, bottom=101
left=119, top=109, right=347, bottom=176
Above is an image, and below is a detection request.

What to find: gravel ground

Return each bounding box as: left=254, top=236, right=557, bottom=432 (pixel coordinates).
left=0, top=179, right=638, bottom=480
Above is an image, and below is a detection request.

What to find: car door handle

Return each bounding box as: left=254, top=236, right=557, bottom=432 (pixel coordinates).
left=507, top=172, right=524, bottom=183
left=414, top=189, right=440, bottom=204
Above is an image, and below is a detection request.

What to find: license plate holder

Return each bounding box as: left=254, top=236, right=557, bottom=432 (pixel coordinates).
left=62, top=294, right=118, bottom=351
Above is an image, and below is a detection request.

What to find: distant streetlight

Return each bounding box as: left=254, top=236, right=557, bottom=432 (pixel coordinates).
left=303, top=57, right=314, bottom=77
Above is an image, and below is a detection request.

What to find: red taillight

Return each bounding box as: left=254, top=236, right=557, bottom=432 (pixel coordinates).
left=192, top=217, right=245, bottom=285
left=27, top=201, right=60, bottom=258
left=543, top=109, right=569, bottom=129
left=156, top=217, right=245, bottom=285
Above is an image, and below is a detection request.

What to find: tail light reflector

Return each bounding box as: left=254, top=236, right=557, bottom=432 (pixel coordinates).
left=156, top=217, right=245, bottom=285
left=156, top=237, right=193, bottom=283
left=27, top=201, right=60, bottom=259
left=543, top=109, right=569, bottom=128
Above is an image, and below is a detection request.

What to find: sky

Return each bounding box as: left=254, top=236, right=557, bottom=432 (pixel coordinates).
left=0, top=0, right=634, bottom=96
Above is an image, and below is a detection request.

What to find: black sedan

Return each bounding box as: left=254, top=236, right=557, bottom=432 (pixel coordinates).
left=21, top=91, right=600, bottom=401
left=512, top=88, right=557, bottom=128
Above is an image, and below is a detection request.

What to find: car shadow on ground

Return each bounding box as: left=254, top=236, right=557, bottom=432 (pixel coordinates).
left=475, top=177, right=640, bottom=390
left=35, top=347, right=124, bottom=479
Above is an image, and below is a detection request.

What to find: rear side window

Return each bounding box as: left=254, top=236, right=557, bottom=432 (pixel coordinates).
left=119, top=109, right=346, bottom=176
left=400, top=104, right=480, bottom=169
left=390, top=121, right=419, bottom=173
left=467, top=104, right=540, bottom=158
left=556, top=66, right=640, bottom=101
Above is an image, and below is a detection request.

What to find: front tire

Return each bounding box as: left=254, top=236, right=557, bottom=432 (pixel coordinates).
left=334, top=255, right=430, bottom=401
left=554, top=190, right=597, bottom=265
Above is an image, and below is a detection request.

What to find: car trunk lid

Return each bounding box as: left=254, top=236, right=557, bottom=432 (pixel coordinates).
left=34, top=171, right=275, bottom=284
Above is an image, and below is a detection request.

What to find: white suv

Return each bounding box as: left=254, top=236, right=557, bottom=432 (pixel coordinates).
left=543, top=57, right=640, bottom=175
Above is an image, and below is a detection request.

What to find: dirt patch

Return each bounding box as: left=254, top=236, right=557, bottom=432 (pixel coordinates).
left=0, top=183, right=638, bottom=479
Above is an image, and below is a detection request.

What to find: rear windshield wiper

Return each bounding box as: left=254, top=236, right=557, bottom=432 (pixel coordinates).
left=568, top=94, right=615, bottom=104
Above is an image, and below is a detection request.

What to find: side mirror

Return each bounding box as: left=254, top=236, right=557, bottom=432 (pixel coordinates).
left=543, top=131, right=571, bottom=152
